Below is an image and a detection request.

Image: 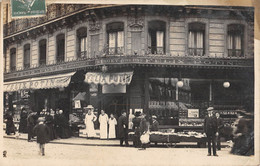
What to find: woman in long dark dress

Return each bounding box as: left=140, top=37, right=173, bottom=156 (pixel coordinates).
left=19, top=108, right=28, bottom=133
left=45, top=112, right=56, bottom=140
left=4, top=111, right=16, bottom=135
left=132, top=111, right=142, bottom=148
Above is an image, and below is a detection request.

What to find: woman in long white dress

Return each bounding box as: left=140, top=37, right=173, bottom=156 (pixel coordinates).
left=85, top=109, right=97, bottom=138
left=99, top=110, right=108, bottom=139
left=108, top=114, right=117, bottom=139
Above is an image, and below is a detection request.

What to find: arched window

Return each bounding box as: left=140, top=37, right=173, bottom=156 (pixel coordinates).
left=188, top=22, right=205, bottom=56
left=39, top=39, right=47, bottom=65
left=10, top=48, right=16, bottom=71
left=107, top=22, right=124, bottom=55
left=56, top=34, right=65, bottom=62
left=24, top=44, right=30, bottom=68
left=227, top=24, right=244, bottom=57
left=148, top=21, right=166, bottom=54
left=77, top=27, right=88, bottom=58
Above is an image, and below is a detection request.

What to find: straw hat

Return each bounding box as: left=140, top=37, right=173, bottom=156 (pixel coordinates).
left=86, top=105, right=94, bottom=109
left=207, top=107, right=214, bottom=111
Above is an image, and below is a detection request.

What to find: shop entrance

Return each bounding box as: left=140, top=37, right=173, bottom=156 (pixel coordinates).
left=101, top=94, right=128, bottom=119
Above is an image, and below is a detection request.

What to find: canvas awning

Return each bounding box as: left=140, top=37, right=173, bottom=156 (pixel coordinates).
left=4, top=72, right=76, bottom=92
left=84, top=71, right=133, bottom=85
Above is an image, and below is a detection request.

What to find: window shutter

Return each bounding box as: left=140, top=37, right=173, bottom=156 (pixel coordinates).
left=117, top=31, right=124, bottom=48
left=156, top=31, right=164, bottom=47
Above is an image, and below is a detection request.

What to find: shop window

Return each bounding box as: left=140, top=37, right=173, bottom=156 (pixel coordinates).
left=39, top=39, right=47, bottom=65
left=227, top=24, right=244, bottom=57
left=56, top=34, right=65, bottom=62
left=188, top=22, right=205, bottom=56
left=10, top=48, right=16, bottom=71
left=23, top=44, right=30, bottom=69
left=107, top=22, right=124, bottom=55
left=148, top=21, right=166, bottom=54
left=77, top=27, right=88, bottom=58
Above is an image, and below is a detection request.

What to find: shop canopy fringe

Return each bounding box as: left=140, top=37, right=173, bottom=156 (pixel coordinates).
left=4, top=72, right=76, bottom=92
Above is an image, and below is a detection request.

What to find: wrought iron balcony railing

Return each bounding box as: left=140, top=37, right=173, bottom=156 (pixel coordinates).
left=228, top=49, right=243, bottom=57
left=188, top=48, right=204, bottom=56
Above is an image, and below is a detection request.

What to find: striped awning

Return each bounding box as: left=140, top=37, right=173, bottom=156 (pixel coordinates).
left=4, top=72, right=76, bottom=92
left=84, top=71, right=133, bottom=85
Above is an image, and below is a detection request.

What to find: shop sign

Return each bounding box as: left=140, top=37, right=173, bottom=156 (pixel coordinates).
left=85, top=72, right=133, bottom=85
left=74, top=100, right=81, bottom=109
left=102, top=85, right=126, bottom=94
left=11, top=0, right=46, bottom=18
left=188, top=109, right=199, bottom=118
left=4, top=72, right=75, bottom=92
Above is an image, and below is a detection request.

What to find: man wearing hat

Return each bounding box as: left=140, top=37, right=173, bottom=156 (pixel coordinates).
left=150, top=115, right=159, bottom=132
left=204, top=107, right=218, bottom=156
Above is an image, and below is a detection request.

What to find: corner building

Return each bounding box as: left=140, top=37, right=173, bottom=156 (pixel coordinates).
left=3, top=4, right=254, bottom=131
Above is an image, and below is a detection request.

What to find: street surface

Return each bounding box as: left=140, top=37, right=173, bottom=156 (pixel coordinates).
left=1, top=136, right=258, bottom=166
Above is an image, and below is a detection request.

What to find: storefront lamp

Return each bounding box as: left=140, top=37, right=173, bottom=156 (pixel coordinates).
left=177, top=81, right=184, bottom=88
left=223, top=81, right=230, bottom=88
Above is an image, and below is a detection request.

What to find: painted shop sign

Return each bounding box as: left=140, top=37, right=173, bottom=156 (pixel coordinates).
left=4, top=57, right=252, bottom=81
left=11, top=0, right=46, bottom=18
left=85, top=72, right=133, bottom=85
left=4, top=72, right=75, bottom=92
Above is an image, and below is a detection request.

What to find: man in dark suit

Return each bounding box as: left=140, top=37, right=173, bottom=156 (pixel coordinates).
left=204, top=107, right=218, bottom=156
left=118, top=111, right=129, bottom=146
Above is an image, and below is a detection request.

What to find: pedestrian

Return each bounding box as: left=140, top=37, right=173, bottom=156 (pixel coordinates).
left=99, top=110, right=108, bottom=139
left=215, top=112, right=224, bottom=150
left=45, top=111, right=56, bottom=140
left=204, top=107, right=218, bottom=156
left=58, top=110, right=71, bottom=139
left=132, top=111, right=142, bottom=148
left=4, top=110, right=16, bottom=135
left=108, top=113, right=117, bottom=139
left=150, top=115, right=159, bottom=132
left=33, top=117, right=50, bottom=156
left=139, top=113, right=150, bottom=150
left=19, top=107, right=28, bottom=133
left=84, top=105, right=97, bottom=138
left=27, top=111, right=36, bottom=142
left=118, top=111, right=129, bottom=147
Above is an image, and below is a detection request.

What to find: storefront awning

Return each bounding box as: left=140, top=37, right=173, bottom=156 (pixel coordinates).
left=4, top=72, right=76, bottom=92
left=84, top=71, right=133, bottom=85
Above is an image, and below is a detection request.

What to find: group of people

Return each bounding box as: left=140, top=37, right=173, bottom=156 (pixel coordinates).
left=84, top=105, right=117, bottom=139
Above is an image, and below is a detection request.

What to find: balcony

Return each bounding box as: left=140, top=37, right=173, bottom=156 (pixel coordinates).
left=188, top=48, right=204, bottom=56
left=3, top=4, right=104, bottom=37
left=228, top=49, right=243, bottom=57
left=4, top=53, right=253, bottom=82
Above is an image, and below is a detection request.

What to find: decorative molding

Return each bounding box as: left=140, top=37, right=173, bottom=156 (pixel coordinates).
left=4, top=56, right=253, bottom=81
left=128, top=16, right=144, bottom=31
left=89, top=21, right=101, bottom=32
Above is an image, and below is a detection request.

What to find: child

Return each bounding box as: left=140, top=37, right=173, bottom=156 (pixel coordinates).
left=33, top=117, right=50, bottom=156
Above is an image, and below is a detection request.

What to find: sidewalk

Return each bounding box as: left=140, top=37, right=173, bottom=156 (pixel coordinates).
left=3, top=132, right=233, bottom=149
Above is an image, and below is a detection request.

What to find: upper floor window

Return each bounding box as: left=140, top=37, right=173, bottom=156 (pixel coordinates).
left=148, top=21, right=166, bottom=54
left=188, top=22, right=205, bottom=56
left=10, top=48, right=16, bottom=71
left=39, top=39, right=47, bottom=65
left=227, top=24, right=244, bottom=57
left=107, top=22, right=124, bottom=55
left=77, top=27, right=88, bottom=58
left=56, top=34, right=65, bottom=62
left=24, top=44, right=30, bottom=69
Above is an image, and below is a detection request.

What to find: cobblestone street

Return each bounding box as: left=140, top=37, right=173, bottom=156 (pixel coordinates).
left=1, top=137, right=257, bottom=166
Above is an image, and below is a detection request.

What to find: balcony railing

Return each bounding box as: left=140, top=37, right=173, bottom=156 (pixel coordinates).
left=228, top=49, right=243, bottom=57
left=188, top=48, right=204, bottom=56
left=78, top=51, right=88, bottom=59
left=39, top=59, right=46, bottom=65
left=108, top=47, right=124, bottom=55
left=147, top=46, right=165, bottom=55
left=56, top=55, right=65, bottom=63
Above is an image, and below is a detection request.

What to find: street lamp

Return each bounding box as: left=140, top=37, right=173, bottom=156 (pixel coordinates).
left=223, top=81, right=230, bottom=88
left=177, top=80, right=184, bottom=88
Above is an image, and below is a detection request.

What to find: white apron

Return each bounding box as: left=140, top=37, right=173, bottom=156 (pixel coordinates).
left=108, top=118, right=117, bottom=139
left=99, top=114, right=108, bottom=139
left=85, top=113, right=96, bottom=138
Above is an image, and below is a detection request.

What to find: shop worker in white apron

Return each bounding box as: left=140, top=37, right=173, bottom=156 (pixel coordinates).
left=99, top=110, right=109, bottom=139
left=84, top=105, right=97, bottom=138
left=108, top=113, right=117, bottom=139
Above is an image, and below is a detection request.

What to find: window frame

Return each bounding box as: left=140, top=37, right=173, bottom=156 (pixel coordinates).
left=39, top=39, right=47, bottom=65
left=23, top=44, right=30, bottom=69
left=10, top=47, right=16, bottom=71
left=76, top=27, right=88, bottom=58
left=188, top=22, right=206, bottom=56
left=106, top=22, right=124, bottom=55
left=227, top=24, right=245, bottom=57
left=56, top=33, right=65, bottom=62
